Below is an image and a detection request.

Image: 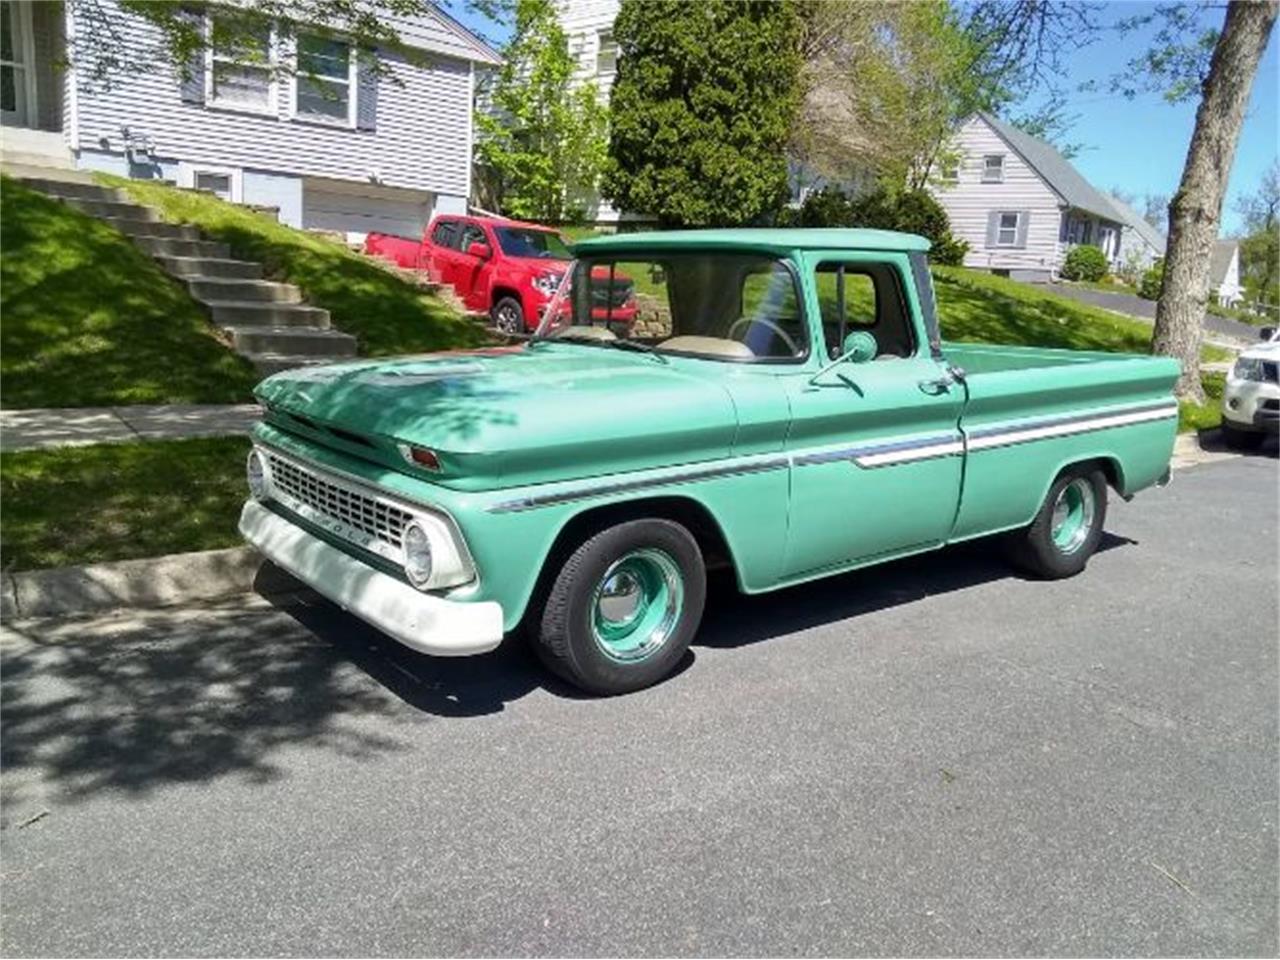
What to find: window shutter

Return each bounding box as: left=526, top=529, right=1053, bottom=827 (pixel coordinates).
left=277, top=30, right=296, bottom=119
left=177, top=8, right=206, bottom=104
left=1015, top=211, right=1031, bottom=249
left=986, top=211, right=1000, bottom=248
left=356, top=51, right=378, bottom=131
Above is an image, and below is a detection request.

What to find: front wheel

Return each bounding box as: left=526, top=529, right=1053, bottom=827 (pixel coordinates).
left=491, top=296, right=525, bottom=335
left=534, top=519, right=707, bottom=695
left=1004, top=467, right=1108, bottom=579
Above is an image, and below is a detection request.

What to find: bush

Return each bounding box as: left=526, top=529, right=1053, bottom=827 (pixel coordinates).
left=1061, top=244, right=1109, bottom=282
left=796, top=185, right=969, bottom=265
left=1138, top=259, right=1164, bottom=300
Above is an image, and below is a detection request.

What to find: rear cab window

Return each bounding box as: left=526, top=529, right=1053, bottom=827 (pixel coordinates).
left=431, top=220, right=462, bottom=250
left=813, top=260, right=917, bottom=360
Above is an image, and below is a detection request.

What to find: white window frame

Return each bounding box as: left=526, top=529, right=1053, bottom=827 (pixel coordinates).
left=205, top=16, right=277, bottom=116
left=178, top=162, right=243, bottom=203
left=982, top=154, right=1005, bottom=183
left=995, top=211, right=1021, bottom=247
left=292, top=30, right=358, bottom=129
left=937, top=156, right=960, bottom=184
left=596, top=30, right=617, bottom=78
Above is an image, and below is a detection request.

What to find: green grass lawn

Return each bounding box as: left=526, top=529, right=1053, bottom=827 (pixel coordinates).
left=1, top=437, right=250, bottom=570
left=1, top=177, right=260, bottom=408
left=102, top=175, right=489, bottom=357
left=1177, top=372, right=1225, bottom=433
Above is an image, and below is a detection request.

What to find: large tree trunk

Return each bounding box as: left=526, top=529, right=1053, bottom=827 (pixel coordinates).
left=1153, top=0, right=1278, bottom=401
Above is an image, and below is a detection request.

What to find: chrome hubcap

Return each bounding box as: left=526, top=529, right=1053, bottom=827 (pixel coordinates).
left=495, top=305, right=521, bottom=333
left=591, top=549, right=683, bottom=663
left=1051, top=478, right=1096, bottom=554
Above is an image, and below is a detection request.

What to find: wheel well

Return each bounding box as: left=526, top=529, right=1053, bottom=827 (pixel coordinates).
left=520, top=497, right=736, bottom=631
left=491, top=287, right=522, bottom=311
left=1061, top=456, right=1125, bottom=493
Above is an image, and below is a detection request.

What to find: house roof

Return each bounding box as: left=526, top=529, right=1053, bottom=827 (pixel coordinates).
left=978, top=112, right=1123, bottom=223
left=424, top=4, right=503, bottom=65
left=1107, top=195, right=1167, bottom=253
left=571, top=228, right=931, bottom=255
left=1211, top=239, right=1238, bottom=285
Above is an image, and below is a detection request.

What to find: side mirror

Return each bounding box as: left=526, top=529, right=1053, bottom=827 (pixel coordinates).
left=810, top=331, right=879, bottom=386
left=1260, top=326, right=1275, bottom=341
left=466, top=242, right=491, bottom=260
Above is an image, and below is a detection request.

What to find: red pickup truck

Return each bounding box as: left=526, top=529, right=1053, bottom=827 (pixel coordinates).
left=365, top=214, right=638, bottom=334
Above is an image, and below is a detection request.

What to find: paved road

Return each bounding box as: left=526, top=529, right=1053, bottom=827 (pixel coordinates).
left=1033, top=283, right=1264, bottom=344
left=2, top=456, right=1277, bottom=957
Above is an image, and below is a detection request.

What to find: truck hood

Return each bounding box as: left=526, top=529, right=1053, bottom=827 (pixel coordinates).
left=255, top=345, right=738, bottom=491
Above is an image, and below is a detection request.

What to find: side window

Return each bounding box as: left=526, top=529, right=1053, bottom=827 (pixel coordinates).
left=431, top=220, right=460, bottom=249
left=814, top=262, right=915, bottom=360
left=459, top=224, right=487, bottom=252
left=982, top=154, right=1005, bottom=183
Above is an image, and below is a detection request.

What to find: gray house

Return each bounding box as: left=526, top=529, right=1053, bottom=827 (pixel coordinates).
left=930, top=112, right=1126, bottom=282
left=0, top=0, right=500, bottom=240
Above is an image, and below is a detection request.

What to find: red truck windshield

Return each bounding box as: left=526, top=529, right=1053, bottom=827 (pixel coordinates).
left=494, top=227, right=572, bottom=260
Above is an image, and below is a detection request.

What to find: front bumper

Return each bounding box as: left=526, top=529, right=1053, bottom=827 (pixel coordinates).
left=1222, top=377, right=1280, bottom=433
left=239, top=500, right=504, bottom=656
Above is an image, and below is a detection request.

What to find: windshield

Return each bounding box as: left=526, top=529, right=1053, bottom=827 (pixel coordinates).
left=494, top=227, right=572, bottom=260
left=535, top=253, right=808, bottom=362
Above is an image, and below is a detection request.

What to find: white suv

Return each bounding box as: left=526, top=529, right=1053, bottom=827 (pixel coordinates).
left=1221, top=326, right=1280, bottom=449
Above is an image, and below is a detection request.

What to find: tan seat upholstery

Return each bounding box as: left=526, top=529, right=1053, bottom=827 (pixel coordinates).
left=657, top=336, right=755, bottom=359
left=552, top=325, right=617, bottom=341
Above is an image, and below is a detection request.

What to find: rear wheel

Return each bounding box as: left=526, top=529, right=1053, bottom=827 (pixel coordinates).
left=533, top=519, right=706, bottom=695
left=491, top=296, right=524, bottom=335
left=1004, top=467, right=1107, bottom=579
left=1221, top=421, right=1264, bottom=450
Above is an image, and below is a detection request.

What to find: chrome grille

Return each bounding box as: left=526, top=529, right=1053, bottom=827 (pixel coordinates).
left=265, top=451, right=411, bottom=552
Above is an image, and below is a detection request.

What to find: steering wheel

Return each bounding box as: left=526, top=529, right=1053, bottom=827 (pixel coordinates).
left=727, top=316, right=800, bottom=356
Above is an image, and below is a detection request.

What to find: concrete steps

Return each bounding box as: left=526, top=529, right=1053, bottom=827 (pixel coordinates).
left=13, top=170, right=361, bottom=375
left=156, top=256, right=263, bottom=279
left=187, top=278, right=303, bottom=304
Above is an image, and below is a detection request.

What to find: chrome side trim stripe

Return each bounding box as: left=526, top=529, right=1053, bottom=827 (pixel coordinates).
left=966, top=402, right=1177, bottom=452
left=484, top=400, right=1177, bottom=513
left=486, top=455, right=791, bottom=513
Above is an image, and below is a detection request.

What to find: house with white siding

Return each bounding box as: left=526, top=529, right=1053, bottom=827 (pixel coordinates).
left=1108, top=195, right=1167, bottom=276
left=929, top=112, right=1126, bottom=282
left=0, top=0, right=500, bottom=240
left=1211, top=239, right=1244, bottom=307
left=554, top=0, right=621, bottom=223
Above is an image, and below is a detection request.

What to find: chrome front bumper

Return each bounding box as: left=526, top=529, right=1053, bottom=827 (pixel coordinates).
left=239, top=500, right=504, bottom=657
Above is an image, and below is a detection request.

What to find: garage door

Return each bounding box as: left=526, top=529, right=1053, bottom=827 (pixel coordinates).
left=302, top=180, right=434, bottom=243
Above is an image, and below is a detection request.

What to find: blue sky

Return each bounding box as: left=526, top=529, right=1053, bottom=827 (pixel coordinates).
left=452, top=2, right=1278, bottom=234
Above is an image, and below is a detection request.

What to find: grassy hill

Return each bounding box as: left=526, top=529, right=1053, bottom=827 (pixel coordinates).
left=102, top=175, right=488, bottom=358
left=1, top=177, right=260, bottom=407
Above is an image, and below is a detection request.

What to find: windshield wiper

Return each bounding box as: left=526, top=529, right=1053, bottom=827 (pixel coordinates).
left=607, top=338, right=669, bottom=363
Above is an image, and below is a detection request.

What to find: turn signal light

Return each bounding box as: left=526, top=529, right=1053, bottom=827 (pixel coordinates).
left=398, top=444, right=441, bottom=471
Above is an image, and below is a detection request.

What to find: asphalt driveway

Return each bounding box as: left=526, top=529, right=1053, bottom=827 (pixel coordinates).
left=1035, top=283, right=1264, bottom=343
left=2, top=455, right=1277, bottom=957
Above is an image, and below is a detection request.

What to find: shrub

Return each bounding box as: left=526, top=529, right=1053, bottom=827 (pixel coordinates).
left=797, top=184, right=969, bottom=265
left=1138, top=259, right=1164, bottom=300
left=1061, top=244, right=1110, bottom=282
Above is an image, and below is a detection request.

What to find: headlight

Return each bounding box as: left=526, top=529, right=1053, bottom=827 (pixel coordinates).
left=532, top=271, right=562, bottom=296
left=1232, top=357, right=1265, bottom=381
left=246, top=450, right=268, bottom=500
left=402, top=522, right=434, bottom=588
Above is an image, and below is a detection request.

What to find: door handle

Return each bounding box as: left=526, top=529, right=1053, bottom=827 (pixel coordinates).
left=918, top=365, right=966, bottom=396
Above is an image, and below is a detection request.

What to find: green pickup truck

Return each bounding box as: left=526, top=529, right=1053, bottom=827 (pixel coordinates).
left=240, top=228, right=1179, bottom=694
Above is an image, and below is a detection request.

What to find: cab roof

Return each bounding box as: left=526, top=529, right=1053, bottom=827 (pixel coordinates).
left=570, top=227, right=932, bottom=255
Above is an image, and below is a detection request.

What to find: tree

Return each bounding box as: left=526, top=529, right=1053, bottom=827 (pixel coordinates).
left=1010, top=89, right=1085, bottom=159
left=1236, top=160, right=1280, bottom=309
left=791, top=1, right=989, bottom=190
left=473, top=0, right=608, bottom=222
left=1150, top=1, right=1278, bottom=400
left=603, top=0, right=802, bottom=227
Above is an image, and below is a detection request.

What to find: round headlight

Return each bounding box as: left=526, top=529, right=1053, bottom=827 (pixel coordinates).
left=402, top=522, right=433, bottom=588
left=246, top=450, right=268, bottom=500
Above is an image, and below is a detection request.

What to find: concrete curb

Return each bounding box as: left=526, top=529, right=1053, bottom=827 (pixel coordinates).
left=2, top=546, right=264, bottom=620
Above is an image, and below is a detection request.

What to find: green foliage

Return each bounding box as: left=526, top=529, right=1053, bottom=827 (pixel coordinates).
left=105, top=176, right=487, bottom=357
left=0, top=437, right=250, bottom=570
left=474, top=0, right=608, bottom=223
left=932, top=266, right=1229, bottom=363
left=0, top=177, right=259, bottom=408
left=1177, top=372, right=1224, bottom=433
left=603, top=0, right=802, bottom=227
left=796, top=186, right=969, bottom=266
left=1138, top=259, right=1165, bottom=301
left=1008, top=91, right=1084, bottom=159
left=1060, top=244, right=1110, bottom=282
left=1111, top=3, right=1221, bottom=103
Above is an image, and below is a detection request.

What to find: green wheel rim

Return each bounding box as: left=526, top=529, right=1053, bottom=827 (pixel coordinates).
left=1050, top=477, right=1096, bottom=554
left=591, top=548, right=683, bottom=663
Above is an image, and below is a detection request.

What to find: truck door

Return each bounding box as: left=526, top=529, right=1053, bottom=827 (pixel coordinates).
left=782, top=253, right=966, bottom=579
left=454, top=222, right=491, bottom=310
left=427, top=219, right=460, bottom=286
